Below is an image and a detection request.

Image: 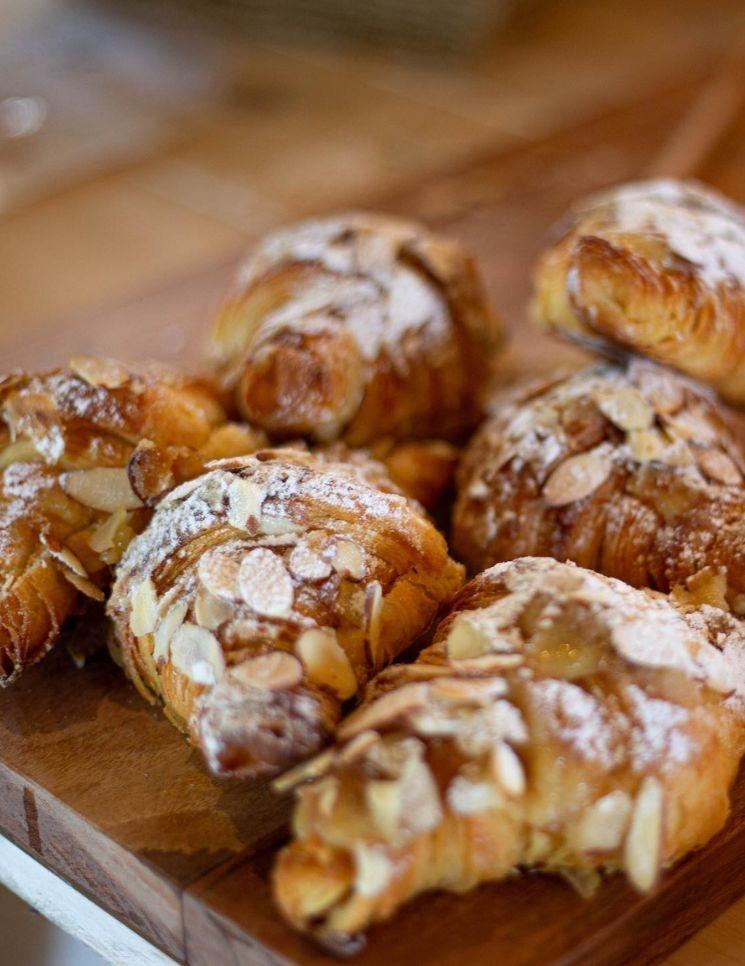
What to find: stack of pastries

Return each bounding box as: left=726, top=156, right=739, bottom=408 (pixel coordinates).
left=6, top=186, right=745, bottom=952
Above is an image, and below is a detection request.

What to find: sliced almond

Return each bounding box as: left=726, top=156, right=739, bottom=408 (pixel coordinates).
left=289, top=539, right=332, bottom=582
left=87, top=507, right=129, bottom=555
left=365, top=580, right=383, bottom=650
left=129, top=577, right=158, bottom=637
left=41, top=534, right=87, bottom=577
left=170, top=623, right=225, bottom=686
left=596, top=388, right=653, bottom=432
left=331, top=540, right=366, bottom=580
left=624, top=777, right=664, bottom=892
left=0, top=438, right=40, bottom=468
left=574, top=790, right=632, bottom=853
left=227, top=476, right=264, bottom=530
left=271, top=748, right=335, bottom=794
left=259, top=513, right=301, bottom=536
left=353, top=844, right=393, bottom=897
left=198, top=549, right=241, bottom=601
left=430, top=676, right=508, bottom=704
left=447, top=775, right=499, bottom=815
left=62, top=570, right=104, bottom=601
left=446, top=613, right=491, bottom=660
left=337, top=729, right=380, bottom=766
left=453, top=653, right=523, bottom=672
left=366, top=780, right=402, bottom=841
left=543, top=447, right=612, bottom=507
left=194, top=586, right=235, bottom=630
left=231, top=651, right=303, bottom=691
left=153, top=599, right=188, bottom=664
left=628, top=429, right=668, bottom=463
left=696, top=447, right=742, bottom=486
left=238, top=548, right=294, bottom=619
left=296, top=628, right=357, bottom=700
left=491, top=742, right=526, bottom=797
left=338, top=683, right=428, bottom=741
left=69, top=356, right=130, bottom=389
left=62, top=467, right=143, bottom=512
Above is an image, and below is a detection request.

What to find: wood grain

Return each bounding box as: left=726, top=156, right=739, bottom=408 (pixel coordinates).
left=1, top=76, right=745, bottom=965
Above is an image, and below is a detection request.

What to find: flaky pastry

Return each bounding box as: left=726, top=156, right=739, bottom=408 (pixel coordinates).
left=208, top=213, right=501, bottom=445
left=0, top=357, right=261, bottom=685
left=453, top=361, right=745, bottom=612
left=107, top=449, right=463, bottom=778
left=532, top=179, right=745, bottom=403
left=274, top=557, right=745, bottom=947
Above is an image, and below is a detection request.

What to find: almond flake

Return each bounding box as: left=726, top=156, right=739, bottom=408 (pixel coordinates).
left=337, top=729, right=380, bottom=766
left=338, top=683, right=428, bottom=740
left=575, top=791, right=632, bottom=852
left=41, top=534, right=87, bottom=577
left=87, top=507, right=129, bottom=554
left=129, top=577, right=158, bottom=637
left=543, top=448, right=612, bottom=507
left=194, top=586, right=235, bottom=630
left=62, top=570, right=104, bottom=601
left=69, top=356, right=130, bottom=389
left=331, top=540, right=366, bottom=580
left=198, top=549, right=241, bottom=601
left=231, top=651, right=303, bottom=691
left=289, top=539, right=332, bottom=581
left=227, top=477, right=264, bottom=530
left=430, top=676, right=508, bottom=704
left=491, top=742, right=525, bottom=797
left=365, top=580, right=383, bottom=649
left=295, top=628, right=357, bottom=699
left=446, top=614, right=491, bottom=659
left=171, top=623, right=225, bottom=685
left=239, top=548, right=294, bottom=618
left=624, top=777, right=663, bottom=892
left=153, top=600, right=188, bottom=664
left=447, top=775, right=499, bottom=815
left=259, top=513, right=301, bottom=536
left=62, top=467, right=143, bottom=512
left=628, top=429, right=667, bottom=463
left=453, top=653, right=523, bottom=672
left=596, top=388, right=653, bottom=432
left=366, top=780, right=402, bottom=840
left=695, top=447, right=742, bottom=485
left=0, top=438, right=40, bottom=468
left=353, top=844, right=393, bottom=897
left=271, top=748, right=336, bottom=794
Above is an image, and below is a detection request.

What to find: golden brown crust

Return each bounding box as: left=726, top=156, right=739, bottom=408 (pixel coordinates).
left=0, top=357, right=258, bottom=685
left=209, top=213, right=501, bottom=445
left=532, top=179, right=745, bottom=403
left=453, top=361, right=745, bottom=612
left=107, top=449, right=464, bottom=778
left=273, top=557, right=745, bottom=945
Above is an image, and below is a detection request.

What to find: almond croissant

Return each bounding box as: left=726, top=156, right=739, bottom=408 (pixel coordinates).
left=274, top=557, right=745, bottom=947
left=0, top=357, right=261, bottom=685
left=208, top=213, right=501, bottom=445
left=532, top=179, right=745, bottom=403
left=107, top=449, right=463, bottom=778
left=453, top=361, right=745, bottom=612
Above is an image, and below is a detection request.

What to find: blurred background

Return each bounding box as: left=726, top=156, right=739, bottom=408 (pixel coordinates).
left=2, top=1, right=745, bottom=962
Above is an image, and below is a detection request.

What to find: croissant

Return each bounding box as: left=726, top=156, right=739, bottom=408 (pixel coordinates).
left=274, top=557, right=745, bottom=947
left=0, top=357, right=261, bottom=685
left=107, top=449, right=463, bottom=778
left=532, top=178, right=745, bottom=403
left=208, top=213, right=502, bottom=445
left=453, top=360, right=745, bottom=612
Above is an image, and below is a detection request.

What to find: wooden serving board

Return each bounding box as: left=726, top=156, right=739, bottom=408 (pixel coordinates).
left=2, top=77, right=745, bottom=966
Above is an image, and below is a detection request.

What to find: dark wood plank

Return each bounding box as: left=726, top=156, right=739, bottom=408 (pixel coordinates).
left=1, top=74, right=744, bottom=965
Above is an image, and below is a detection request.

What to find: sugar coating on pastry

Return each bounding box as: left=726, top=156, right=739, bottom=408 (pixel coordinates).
left=453, top=361, right=745, bottom=610
left=273, top=557, right=745, bottom=945
left=209, top=212, right=501, bottom=444
left=108, top=449, right=463, bottom=778
left=532, top=179, right=745, bottom=402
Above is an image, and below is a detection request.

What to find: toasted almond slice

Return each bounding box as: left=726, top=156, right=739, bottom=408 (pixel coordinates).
left=446, top=614, right=491, bottom=660
left=41, top=534, right=87, bottom=577
left=365, top=580, right=383, bottom=650
left=227, top=477, right=264, bottom=530
left=260, top=513, right=301, bottom=536
left=129, top=577, right=158, bottom=637
left=239, top=548, right=294, bottom=619
left=543, top=448, right=612, bottom=507
left=194, top=586, right=235, bottom=630
left=0, top=438, right=40, bottom=468
left=69, top=355, right=130, bottom=389
left=62, top=467, right=143, bottom=512
left=596, top=388, right=653, bottom=432
left=574, top=790, right=632, bottom=852
left=696, top=447, right=742, bottom=485
left=296, top=628, right=357, bottom=699
left=430, top=676, right=508, bottom=704
left=272, top=748, right=336, bottom=794
left=491, top=742, right=526, bottom=797
left=332, top=540, right=366, bottom=580
left=337, top=729, right=380, bottom=766
left=338, top=683, right=428, bottom=741
left=289, top=539, right=332, bottom=581
left=624, top=777, right=664, bottom=892
left=453, top=653, right=523, bottom=672
left=447, top=775, right=499, bottom=815
left=353, top=844, right=394, bottom=897
left=231, top=651, right=303, bottom=691
left=87, top=507, right=129, bottom=554
left=198, top=549, right=241, bottom=601
left=62, top=570, right=105, bottom=601
left=365, top=780, right=402, bottom=840
left=153, top=600, right=188, bottom=664
left=170, top=623, right=225, bottom=685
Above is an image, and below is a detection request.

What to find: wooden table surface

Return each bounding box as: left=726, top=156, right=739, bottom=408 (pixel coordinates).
left=3, top=2, right=745, bottom=962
